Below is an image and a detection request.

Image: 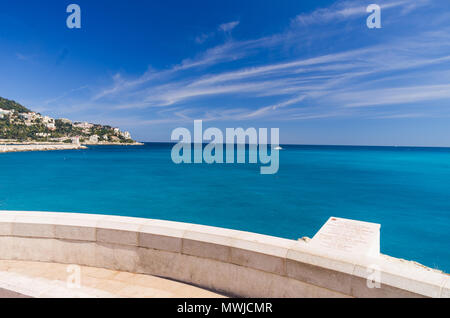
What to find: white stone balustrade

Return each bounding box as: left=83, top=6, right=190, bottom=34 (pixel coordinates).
left=0, top=211, right=448, bottom=298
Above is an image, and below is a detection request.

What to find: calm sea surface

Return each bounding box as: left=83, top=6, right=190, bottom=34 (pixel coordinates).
left=0, top=143, right=449, bottom=272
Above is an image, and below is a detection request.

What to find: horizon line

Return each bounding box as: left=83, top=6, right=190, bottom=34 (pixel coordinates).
left=135, top=141, right=450, bottom=149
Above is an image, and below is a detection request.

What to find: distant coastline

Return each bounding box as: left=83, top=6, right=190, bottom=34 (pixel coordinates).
left=0, top=141, right=144, bottom=153
left=0, top=96, right=139, bottom=146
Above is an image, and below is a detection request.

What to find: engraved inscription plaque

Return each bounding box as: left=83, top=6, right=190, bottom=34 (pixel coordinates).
left=310, top=217, right=380, bottom=257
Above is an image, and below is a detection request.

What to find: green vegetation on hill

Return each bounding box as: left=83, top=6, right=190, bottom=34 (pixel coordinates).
left=0, top=97, right=31, bottom=113
left=53, top=119, right=84, bottom=137
left=0, top=96, right=136, bottom=144
left=0, top=118, right=48, bottom=141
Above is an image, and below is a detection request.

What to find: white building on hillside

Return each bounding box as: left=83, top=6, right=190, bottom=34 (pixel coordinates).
left=123, top=131, right=131, bottom=139
left=74, top=122, right=94, bottom=129
left=89, top=135, right=99, bottom=143
left=0, top=109, right=13, bottom=117
left=36, top=132, right=51, bottom=138
left=42, top=116, right=54, bottom=124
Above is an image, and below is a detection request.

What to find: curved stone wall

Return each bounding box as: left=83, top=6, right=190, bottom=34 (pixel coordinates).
left=0, top=211, right=448, bottom=298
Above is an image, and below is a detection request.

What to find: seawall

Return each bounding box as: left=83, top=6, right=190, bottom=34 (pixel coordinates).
left=0, top=144, right=86, bottom=153
left=0, top=211, right=448, bottom=298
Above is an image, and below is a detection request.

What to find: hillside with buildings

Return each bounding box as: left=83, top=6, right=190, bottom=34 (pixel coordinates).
left=0, top=97, right=137, bottom=144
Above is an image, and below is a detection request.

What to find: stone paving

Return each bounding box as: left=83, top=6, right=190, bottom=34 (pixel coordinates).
left=0, top=260, right=225, bottom=298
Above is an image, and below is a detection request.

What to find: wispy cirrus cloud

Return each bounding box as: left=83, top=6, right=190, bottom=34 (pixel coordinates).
left=42, top=0, right=450, bottom=127
left=16, top=53, right=33, bottom=61
left=292, top=0, right=431, bottom=26
left=92, top=27, right=450, bottom=117
left=219, top=21, right=240, bottom=32
left=194, top=20, right=240, bottom=44
left=338, top=84, right=450, bottom=108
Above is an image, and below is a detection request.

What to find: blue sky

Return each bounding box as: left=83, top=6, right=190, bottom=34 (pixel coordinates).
left=0, top=0, right=450, bottom=145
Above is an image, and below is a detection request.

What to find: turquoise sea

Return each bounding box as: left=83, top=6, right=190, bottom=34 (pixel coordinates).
left=0, top=143, right=449, bottom=272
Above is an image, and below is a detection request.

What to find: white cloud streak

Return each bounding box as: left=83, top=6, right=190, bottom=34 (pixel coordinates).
left=292, top=0, right=431, bottom=26
left=219, top=21, right=240, bottom=32
left=42, top=0, right=450, bottom=126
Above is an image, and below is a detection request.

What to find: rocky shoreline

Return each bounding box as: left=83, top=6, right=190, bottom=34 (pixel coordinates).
left=0, top=142, right=144, bottom=153
left=0, top=144, right=87, bottom=153
left=81, top=142, right=144, bottom=146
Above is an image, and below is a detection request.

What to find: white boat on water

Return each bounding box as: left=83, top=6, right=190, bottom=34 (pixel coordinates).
left=274, top=146, right=283, bottom=150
